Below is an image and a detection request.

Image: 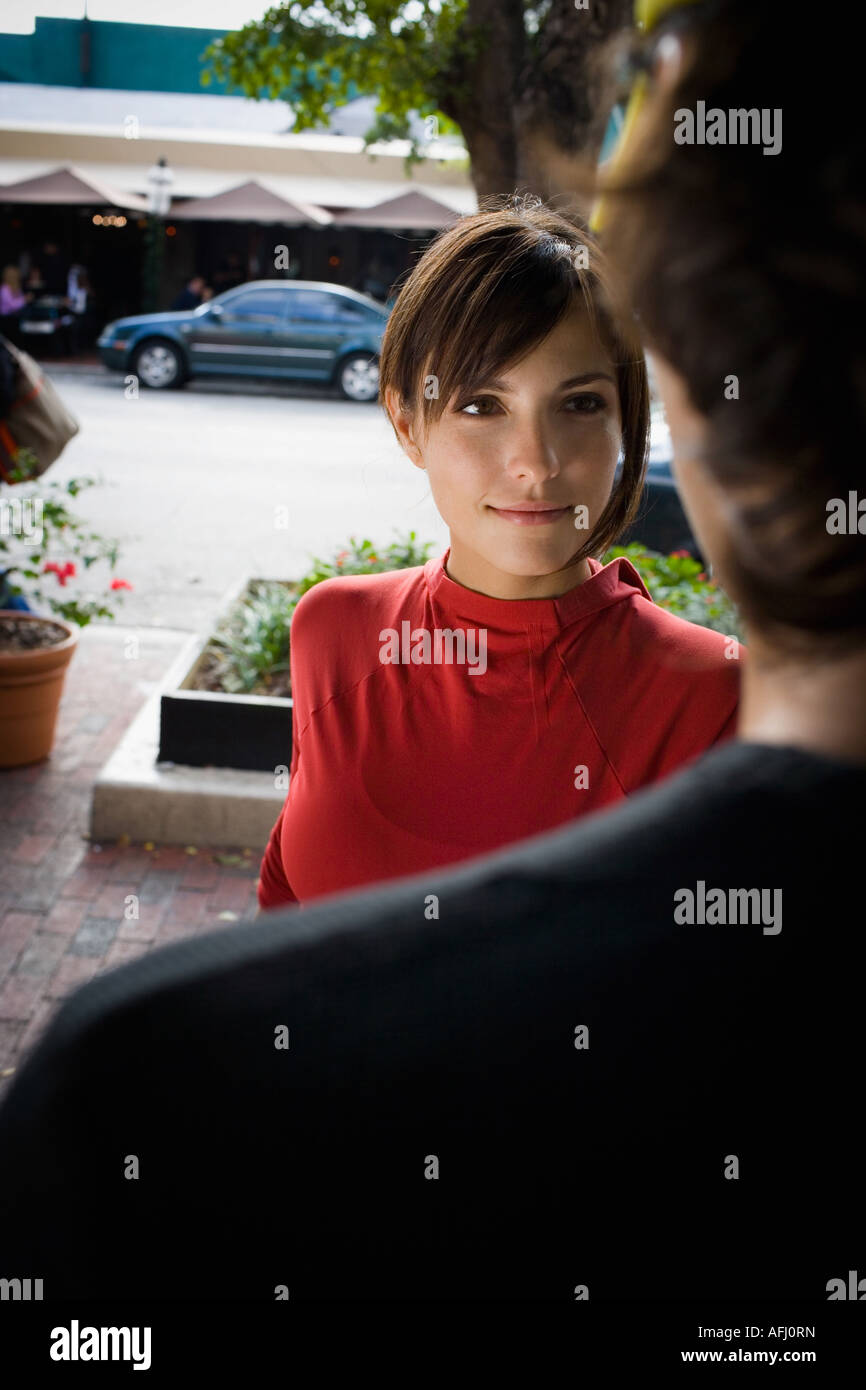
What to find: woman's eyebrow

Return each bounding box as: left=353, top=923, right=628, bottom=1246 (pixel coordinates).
left=558, top=372, right=617, bottom=389
left=463, top=371, right=616, bottom=393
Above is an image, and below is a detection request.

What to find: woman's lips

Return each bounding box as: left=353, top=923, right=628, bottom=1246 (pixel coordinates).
left=488, top=504, right=573, bottom=526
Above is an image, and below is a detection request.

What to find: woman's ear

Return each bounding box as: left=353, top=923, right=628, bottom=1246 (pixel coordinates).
left=384, top=386, right=425, bottom=469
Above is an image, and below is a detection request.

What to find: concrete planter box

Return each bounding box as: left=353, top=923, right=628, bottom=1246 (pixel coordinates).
left=159, top=575, right=295, bottom=773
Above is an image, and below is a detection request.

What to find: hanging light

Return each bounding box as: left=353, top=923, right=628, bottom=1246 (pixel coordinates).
left=146, top=157, right=173, bottom=217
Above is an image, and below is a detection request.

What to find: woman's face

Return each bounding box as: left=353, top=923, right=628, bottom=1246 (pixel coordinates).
left=386, top=305, right=623, bottom=599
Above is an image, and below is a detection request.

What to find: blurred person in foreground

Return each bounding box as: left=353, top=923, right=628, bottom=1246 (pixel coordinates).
left=0, top=0, right=863, bottom=1301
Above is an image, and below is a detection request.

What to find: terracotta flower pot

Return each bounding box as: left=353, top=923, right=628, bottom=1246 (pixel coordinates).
left=0, top=610, right=80, bottom=768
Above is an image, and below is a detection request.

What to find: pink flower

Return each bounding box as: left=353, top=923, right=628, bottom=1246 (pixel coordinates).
left=669, top=549, right=690, bottom=559
left=110, top=577, right=133, bottom=591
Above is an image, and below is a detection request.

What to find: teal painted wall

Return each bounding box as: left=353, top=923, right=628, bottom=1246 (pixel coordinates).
left=0, top=17, right=235, bottom=92
left=0, top=16, right=361, bottom=101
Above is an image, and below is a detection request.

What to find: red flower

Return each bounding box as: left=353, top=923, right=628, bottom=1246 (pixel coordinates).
left=110, top=577, right=133, bottom=591
left=696, top=571, right=708, bottom=582
left=669, top=549, right=690, bottom=559
left=44, top=560, right=76, bottom=587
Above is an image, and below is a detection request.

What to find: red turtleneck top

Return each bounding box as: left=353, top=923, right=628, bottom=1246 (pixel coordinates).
left=256, top=551, right=740, bottom=909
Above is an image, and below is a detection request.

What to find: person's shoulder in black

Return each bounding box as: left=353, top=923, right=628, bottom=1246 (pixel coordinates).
left=0, top=738, right=862, bottom=1302
left=170, top=288, right=198, bottom=311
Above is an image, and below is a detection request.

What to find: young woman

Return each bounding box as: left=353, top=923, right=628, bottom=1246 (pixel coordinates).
left=257, top=202, right=740, bottom=909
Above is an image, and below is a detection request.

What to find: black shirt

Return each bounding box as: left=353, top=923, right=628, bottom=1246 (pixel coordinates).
left=0, top=740, right=862, bottom=1301
left=170, top=288, right=201, bottom=311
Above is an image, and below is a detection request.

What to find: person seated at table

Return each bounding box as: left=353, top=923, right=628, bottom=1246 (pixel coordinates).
left=0, top=266, right=31, bottom=346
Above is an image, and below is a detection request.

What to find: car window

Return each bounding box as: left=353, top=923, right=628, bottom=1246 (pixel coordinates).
left=287, top=291, right=343, bottom=322
left=334, top=300, right=366, bottom=321
left=219, top=291, right=289, bottom=323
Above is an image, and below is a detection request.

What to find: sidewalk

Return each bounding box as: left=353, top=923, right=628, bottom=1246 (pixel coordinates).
left=31, top=350, right=102, bottom=371
left=0, top=622, right=263, bottom=1107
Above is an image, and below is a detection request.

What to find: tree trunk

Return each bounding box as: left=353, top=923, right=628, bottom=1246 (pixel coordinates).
left=440, top=0, right=632, bottom=215
left=437, top=0, right=526, bottom=204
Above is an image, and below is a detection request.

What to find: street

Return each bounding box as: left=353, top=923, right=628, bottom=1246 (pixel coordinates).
left=37, top=365, right=449, bottom=633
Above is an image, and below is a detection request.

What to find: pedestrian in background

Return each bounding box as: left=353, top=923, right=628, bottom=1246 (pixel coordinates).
left=66, top=264, right=92, bottom=354
left=170, top=275, right=205, bottom=311
left=0, top=266, right=31, bottom=346
left=32, top=239, right=68, bottom=298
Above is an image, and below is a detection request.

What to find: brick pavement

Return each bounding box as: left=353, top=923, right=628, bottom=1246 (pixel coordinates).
left=0, top=623, right=263, bottom=1107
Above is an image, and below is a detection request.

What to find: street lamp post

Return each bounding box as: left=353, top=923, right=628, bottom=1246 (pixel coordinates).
left=142, top=157, right=173, bottom=313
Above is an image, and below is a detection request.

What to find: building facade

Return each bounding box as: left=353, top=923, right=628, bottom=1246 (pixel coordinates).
left=0, top=16, right=475, bottom=336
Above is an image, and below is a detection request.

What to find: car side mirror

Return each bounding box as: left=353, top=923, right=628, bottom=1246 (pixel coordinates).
left=209, top=302, right=224, bottom=318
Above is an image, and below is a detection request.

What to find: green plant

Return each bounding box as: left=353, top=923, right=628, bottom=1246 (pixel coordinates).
left=295, top=531, right=435, bottom=597
left=207, top=581, right=296, bottom=695
left=0, top=451, right=132, bottom=627
left=602, top=542, right=744, bottom=641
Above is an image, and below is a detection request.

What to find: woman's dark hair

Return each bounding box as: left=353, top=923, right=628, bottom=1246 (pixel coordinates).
left=598, top=0, right=866, bottom=654
left=378, top=196, right=650, bottom=565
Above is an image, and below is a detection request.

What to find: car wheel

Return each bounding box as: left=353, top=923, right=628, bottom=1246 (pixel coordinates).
left=337, top=353, right=379, bottom=402
left=133, top=339, right=186, bottom=390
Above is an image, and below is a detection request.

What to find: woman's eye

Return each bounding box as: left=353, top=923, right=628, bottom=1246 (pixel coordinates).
left=565, top=393, right=606, bottom=413
left=459, top=397, right=497, bottom=416
left=457, top=393, right=607, bottom=416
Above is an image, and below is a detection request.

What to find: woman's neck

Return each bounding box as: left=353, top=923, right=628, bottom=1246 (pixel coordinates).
left=445, top=545, right=592, bottom=600
left=738, top=630, right=866, bottom=767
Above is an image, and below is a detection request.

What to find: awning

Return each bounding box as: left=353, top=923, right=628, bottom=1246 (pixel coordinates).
left=170, top=179, right=332, bottom=225
left=332, top=190, right=461, bottom=229
left=0, top=163, right=147, bottom=211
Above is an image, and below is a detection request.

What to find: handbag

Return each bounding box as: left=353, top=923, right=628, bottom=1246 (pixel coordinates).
left=0, top=336, right=80, bottom=484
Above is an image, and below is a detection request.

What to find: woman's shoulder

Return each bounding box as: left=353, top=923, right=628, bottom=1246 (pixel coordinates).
left=603, top=559, right=736, bottom=654
left=615, top=592, right=743, bottom=728
left=290, top=563, right=429, bottom=634
left=288, top=564, right=432, bottom=712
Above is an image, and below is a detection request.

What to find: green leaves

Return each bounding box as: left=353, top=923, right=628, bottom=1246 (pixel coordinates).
left=199, top=1, right=467, bottom=164
left=209, top=584, right=295, bottom=694
left=294, top=529, right=435, bottom=597
left=0, top=473, right=129, bottom=628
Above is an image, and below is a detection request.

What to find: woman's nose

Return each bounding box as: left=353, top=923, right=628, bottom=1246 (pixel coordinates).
left=502, top=421, right=560, bottom=484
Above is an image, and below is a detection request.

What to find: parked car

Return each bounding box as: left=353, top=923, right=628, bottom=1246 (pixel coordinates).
left=97, top=280, right=389, bottom=402
left=618, top=406, right=702, bottom=558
